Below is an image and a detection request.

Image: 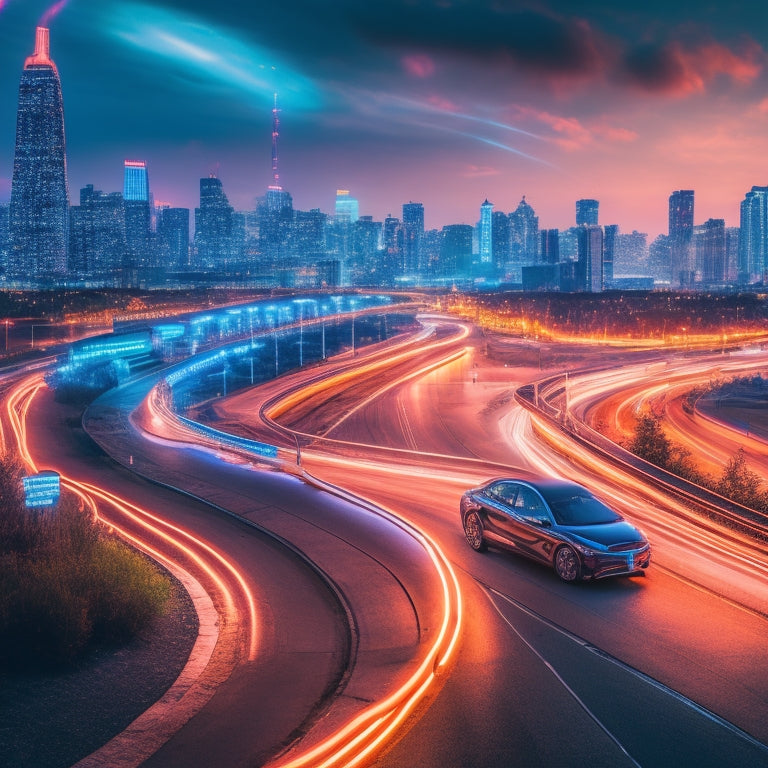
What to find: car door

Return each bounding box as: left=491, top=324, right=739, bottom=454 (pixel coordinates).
left=504, top=485, right=557, bottom=564
left=478, top=481, right=521, bottom=545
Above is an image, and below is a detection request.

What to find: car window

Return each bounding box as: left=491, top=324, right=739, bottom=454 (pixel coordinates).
left=513, top=487, right=550, bottom=523
left=545, top=493, right=621, bottom=526
left=487, top=482, right=518, bottom=505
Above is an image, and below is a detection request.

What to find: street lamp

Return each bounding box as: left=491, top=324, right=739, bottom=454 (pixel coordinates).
left=274, top=331, right=279, bottom=377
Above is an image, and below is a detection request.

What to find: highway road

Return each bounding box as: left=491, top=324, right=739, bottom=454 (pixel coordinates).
left=5, top=315, right=768, bottom=767
left=208, top=319, right=768, bottom=766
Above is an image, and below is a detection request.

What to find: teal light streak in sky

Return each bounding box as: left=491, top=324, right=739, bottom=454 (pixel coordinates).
left=108, top=2, right=321, bottom=110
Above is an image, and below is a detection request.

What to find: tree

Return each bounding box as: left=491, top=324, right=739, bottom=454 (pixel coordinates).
left=630, top=413, right=671, bottom=467
left=716, top=448, right=763, bottom=509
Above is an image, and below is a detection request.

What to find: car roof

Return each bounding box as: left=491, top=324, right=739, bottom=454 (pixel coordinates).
left=484, top=477, right=587, bottom=496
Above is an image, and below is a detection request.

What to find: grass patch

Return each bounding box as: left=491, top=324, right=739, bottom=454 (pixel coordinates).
left=0, top=452, right=171, bottom=670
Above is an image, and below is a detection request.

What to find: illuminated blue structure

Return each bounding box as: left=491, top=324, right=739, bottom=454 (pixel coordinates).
left=22, top=471, right=61, bottom=508
left=9, top=27, right=69, bottom=284
left=123, top=161, right=149, bottom=201
left=479, top=199, right=493, bottom=265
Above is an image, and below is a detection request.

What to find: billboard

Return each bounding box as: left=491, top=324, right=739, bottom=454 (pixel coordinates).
left=22, top=471, right=61, bottom=508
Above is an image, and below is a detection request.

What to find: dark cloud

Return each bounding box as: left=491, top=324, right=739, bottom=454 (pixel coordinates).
left=622, top=43, right=686, bottom=91
left=619, top=38, right=764, bottom=95
left=345, top=2, right=604, bottom=78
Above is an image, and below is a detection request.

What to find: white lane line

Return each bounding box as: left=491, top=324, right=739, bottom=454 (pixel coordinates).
left=483, top=585, right=768, bottom=759
left=481, top=585, right=642, bottom=768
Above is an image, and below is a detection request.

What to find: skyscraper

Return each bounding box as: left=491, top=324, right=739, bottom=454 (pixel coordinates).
left=0, top=204, right=9, bottom=276
left=540, top=229, right=560, bottom=265
left=576, top=199, right=599, bottom=227
left=577, top=225, right=604, bottom=292
left=9, top=27, right=69, bottom=283
left=69, top=185, right=126, bottom=280
left=492, top=210, right=510, bottom=270
left=335, top=190, right=359, bottom=224
left=739, top=186, right=768, bottom=284
left=695, top=218, right=726, bottom=286
left=509, top=196, right=539, bottom=265
left=440, top=224, right=473, bottom=277
left=123, top=160, right=152, bottom=274
left=603, top=224, right=618, bottom=285
left=478, top=199, right=493, bottom=264
left=157, top=207, right=190, bottom=271
left=195, top=175, right=237, bottom=269
left=402, top=202, right=424, bottom=276
left=669, top=190, right=695, bottom=287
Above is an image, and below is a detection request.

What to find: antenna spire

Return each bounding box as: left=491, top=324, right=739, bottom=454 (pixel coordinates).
left=271, top=92, right=282, bottom=190
left=25, top=26, right=55, bottom=70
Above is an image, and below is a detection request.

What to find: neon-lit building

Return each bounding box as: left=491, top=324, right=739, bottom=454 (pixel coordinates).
left=739, top=186, right=768, bottom=284
left=69, top=185, right=126, bottom=280
left=669, top=189, right=695, bottom=288
left=402, top=202, right=424, bottom=276
left=123, top=160, right=149, bottom=201
left=509, top=196, right=539, bottom=267
left=335, top=190, right=359, bottom=224
left=479, top=199, right=493, bottom=264
left=157, top=207, right=190, bottom=271
left=195, top=176, right=240, bottom=270
left=123, top=160, right=152, bottom=275
left=9, top=27, right=69, bottom=284
left=577, top=224, right=604, bottom=292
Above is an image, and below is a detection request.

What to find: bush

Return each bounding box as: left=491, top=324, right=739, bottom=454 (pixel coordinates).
left=88, top=539, right=171, bottom=644
left=628, top=414, right=768, bottom=513
left=0, top=452, right=171, bottom=669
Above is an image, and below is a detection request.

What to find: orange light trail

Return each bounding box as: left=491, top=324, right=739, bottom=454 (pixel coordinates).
left=5, top=374, right=259, bottom=662
left=503, top=404, right=768, bottom=604
left=272, top=501, right=462, bottom=768
left=139, top=321, right=466, bottom=768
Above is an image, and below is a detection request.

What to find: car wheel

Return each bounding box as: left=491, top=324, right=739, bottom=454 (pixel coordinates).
left=463, top=511, right=487, bottom=552
left=554, top=545, right=581, bottom=582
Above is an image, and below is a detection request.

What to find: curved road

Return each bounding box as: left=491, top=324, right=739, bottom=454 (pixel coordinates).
left=8, top=316, right=768, bottom=767
left=211, top=319, right=768, bottom=766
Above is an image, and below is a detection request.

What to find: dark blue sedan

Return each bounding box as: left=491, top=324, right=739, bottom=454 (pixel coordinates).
left=460, top=477, right=650, bottom=582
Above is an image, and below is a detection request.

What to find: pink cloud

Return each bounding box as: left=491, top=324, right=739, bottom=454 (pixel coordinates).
left=514, top=106, right=592, bottom=150
left=624, top=39, right=763, bottom=97
left=592, top=122, right=638, bottom=143
left=426, top=94, right=460, bottom=112
left=402, top=54, right=436, bottom=79
left=513, top=106, right=637, bottom=151
left=757, top=97, right=768, bottom=114
left=462, top=165, right=501, bottom=178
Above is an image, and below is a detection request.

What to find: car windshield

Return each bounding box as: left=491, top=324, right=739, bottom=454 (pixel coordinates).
left=542, top=490, right=621, bottom=526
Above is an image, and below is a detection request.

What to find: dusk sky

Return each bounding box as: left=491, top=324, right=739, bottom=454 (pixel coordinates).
left=1, top=0, right=767, bottom=237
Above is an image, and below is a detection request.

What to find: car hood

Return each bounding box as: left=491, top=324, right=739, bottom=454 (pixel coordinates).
left=559, top=521, right=645, bottom=549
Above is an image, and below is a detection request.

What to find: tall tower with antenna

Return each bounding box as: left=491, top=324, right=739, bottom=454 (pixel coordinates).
left=264, top=92, right=291, bottom=213
left=271, top=92, right=281, bottom=190
left=259, top=92, right=293, bottom=261
left=10, top=26, right=70, bottom=283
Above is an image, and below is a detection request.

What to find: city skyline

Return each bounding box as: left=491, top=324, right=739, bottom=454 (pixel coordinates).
left=1, top=2, right=768, bottom=236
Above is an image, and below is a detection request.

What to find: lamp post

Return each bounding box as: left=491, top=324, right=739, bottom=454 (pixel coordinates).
left=274, top=331, right=279, bottom=377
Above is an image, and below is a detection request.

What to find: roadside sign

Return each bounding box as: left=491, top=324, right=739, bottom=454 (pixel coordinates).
left=22, top=471, right=61, bottom=508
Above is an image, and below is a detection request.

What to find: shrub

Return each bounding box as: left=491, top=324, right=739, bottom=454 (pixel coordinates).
left=88, top=539, right=171, bottom=643
left=0, top=452, right=171, bottom=670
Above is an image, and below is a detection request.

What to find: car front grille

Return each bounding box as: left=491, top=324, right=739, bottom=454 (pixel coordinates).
left=608, top=541, right=646, bottom=552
